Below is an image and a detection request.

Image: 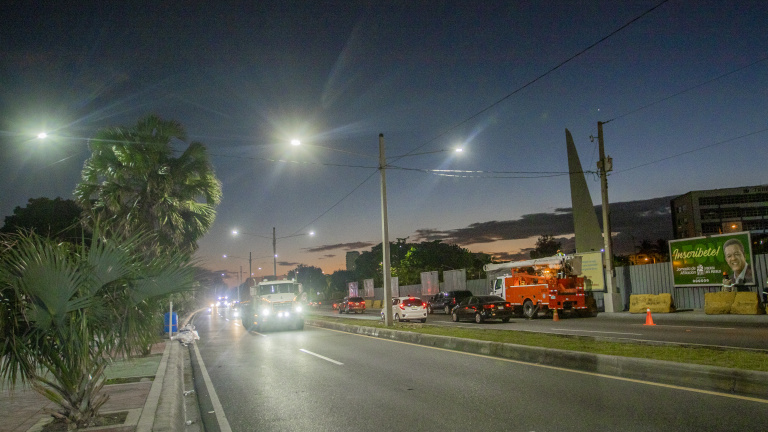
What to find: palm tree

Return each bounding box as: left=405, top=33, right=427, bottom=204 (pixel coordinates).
left=74, top=114, right=222, bottom=255
left=0, top=227, right=196, bottom=429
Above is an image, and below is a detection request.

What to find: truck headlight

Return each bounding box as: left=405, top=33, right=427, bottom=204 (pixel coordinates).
left=295, top=306, right=303, bottom=313
left=260, top=308, right=270, bottom=316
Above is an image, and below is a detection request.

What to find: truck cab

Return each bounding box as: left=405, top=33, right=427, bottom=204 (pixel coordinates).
left=241, top=279, right=304, bottom=332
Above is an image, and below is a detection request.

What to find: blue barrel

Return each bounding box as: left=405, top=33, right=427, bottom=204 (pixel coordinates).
left=164, top=312, right=178, bottom=333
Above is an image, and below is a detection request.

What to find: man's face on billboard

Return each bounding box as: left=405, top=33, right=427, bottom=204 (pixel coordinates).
left=724, top=244, right=746, bottom=274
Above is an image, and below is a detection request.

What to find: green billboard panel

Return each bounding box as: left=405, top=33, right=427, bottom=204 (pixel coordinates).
left=669, top=232, right=754, bottom=287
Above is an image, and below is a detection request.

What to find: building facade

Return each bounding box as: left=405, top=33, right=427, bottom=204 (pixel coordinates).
left=671, top=185, right=768, bottom=239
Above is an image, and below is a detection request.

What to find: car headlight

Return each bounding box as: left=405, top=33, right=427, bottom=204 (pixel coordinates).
left=260, top=308, right=270, bottom=316
left=295, top=306, right=303, bottom=313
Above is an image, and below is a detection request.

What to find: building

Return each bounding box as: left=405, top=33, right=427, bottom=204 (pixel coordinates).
left=671, top=185, right=768, bottom=240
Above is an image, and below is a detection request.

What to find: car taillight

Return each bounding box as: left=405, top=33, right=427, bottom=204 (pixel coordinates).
left=399, top=304, right=405, bottom=310
left=484, top=304, right=495, bottom=309
left=505, top=303, right=511, bottom=308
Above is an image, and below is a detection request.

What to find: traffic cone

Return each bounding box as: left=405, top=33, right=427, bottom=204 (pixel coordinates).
left=644, top=308, right=655, bottom=326
left=552, top=308, right=560, bottom=322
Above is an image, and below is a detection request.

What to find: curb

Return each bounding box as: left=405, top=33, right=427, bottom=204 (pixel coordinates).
left=307, top=319, right=768, bottom=399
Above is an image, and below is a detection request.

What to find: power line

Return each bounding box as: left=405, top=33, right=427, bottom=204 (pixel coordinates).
left=605, top=54, right=768, bottom=124
left=616, top=127, right=768, bottom=173
left=394, top=0, right=671, bottom=161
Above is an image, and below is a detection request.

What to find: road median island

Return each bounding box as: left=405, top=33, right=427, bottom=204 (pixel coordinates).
left=306, top=317, right=768, bottom=399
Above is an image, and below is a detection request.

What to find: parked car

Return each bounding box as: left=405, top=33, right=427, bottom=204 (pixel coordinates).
left=338, top=296, right=366, bottom=314
left=427, top=290, right=473, bottom=314
left=382, top=296, right=427, bottom=323
left=451, top=295, right=514, bottom=323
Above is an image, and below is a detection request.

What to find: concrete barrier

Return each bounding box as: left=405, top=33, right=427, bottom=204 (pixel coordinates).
left=306, top=319, right=768, bottom=399
left=704, top=291, right=737, bottom=314
left=731, top=292, right=765, bottom=315
left=705, top=291, right=765, bottom=315
left=629, top=293, right=675, bottom=313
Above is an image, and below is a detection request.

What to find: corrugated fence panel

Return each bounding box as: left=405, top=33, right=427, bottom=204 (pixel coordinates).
left=615, top=253, right=766, bottom=310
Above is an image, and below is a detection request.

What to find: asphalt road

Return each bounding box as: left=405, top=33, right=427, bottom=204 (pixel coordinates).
left=317, top=306, right=768, bottom=351
left=190, top=311, right=768, bottom=432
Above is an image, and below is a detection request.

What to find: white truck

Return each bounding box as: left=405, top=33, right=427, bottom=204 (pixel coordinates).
left=240, top=279, right=305, bottom=332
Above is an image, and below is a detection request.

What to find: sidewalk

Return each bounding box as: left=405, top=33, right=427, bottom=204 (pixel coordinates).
left=1, top=342, right=170, bottom=432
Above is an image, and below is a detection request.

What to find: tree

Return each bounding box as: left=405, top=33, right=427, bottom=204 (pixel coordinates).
left=328, top=270, right=356, bottom=298
left=74, top=114, right=222, bottom=255
left=288, top=264, right=325, bottom=298
left=1, top=197, right=84, bottom=243
left=394, top=241, right=479, bottom=285
left=0, top=227, right=196, bottom=429
left=530, top=235, right=561, bottom=259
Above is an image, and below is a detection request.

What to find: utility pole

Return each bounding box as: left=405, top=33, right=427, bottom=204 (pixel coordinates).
left=272, top=227, right=277, bottom=278
left=380, top=134, right=393, bottom=326
left=597, top=121, right=621, bottom=312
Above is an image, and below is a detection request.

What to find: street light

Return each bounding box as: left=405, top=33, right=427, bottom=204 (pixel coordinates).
left=232, top=228, right=315, bottom=278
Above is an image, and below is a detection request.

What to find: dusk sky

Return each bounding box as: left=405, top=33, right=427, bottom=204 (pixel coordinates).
left=2, top=1, right=767, bottom=286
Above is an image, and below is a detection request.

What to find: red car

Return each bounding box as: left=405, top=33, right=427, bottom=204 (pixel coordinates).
left=338, top=296, right=366, bottom=314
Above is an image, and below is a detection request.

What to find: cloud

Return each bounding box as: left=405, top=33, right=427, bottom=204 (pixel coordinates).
left=305, top=241, right=375, bottom=253
left=411, top=196, right=674, bottom=256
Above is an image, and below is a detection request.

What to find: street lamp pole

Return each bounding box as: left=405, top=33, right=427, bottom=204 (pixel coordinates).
left=380, top=133, right=393, bottom=326
left=273, top=227, right=277, bottom=278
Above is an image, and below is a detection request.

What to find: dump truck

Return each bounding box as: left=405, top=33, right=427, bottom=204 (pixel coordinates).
left=484, top=254, right=598, bottom=319
left=240, top=278, right=305, bottom=331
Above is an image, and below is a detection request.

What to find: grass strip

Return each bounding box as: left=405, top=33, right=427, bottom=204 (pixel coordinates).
left=308, top=314, right=768, bottom=372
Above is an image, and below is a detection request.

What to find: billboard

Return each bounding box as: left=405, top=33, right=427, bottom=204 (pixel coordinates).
left=575, top=251, right=605, bottom=292
left=669, top=232, right=754, bottom=287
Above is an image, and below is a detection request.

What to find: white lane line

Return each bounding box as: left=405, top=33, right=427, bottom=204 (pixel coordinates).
left=551, top=328, right=643, bottom=336
left=632, top=324, right=737, bottom=330
left=316, top=326, right=768, bottom=404
left=192, top=342, right=233, bottom=432
left=299, top=349, right=344, bottom=365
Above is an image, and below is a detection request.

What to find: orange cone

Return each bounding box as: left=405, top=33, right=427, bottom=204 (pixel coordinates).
left=552, top=308, right=560, bottom=322
left=644, top=308, right=655, bottom=326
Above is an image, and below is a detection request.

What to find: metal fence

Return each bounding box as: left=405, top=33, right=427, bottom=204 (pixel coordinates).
left=370, top=253, right=767, bottom=310
left=613, top=253, right=767, bottom=310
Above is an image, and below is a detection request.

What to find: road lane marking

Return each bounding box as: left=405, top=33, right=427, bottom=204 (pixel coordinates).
left=316, top=326, right=768, bottom=404
left=632, top=324, right=737, bottom=330
left=192, top=342, right=233, bottom=432
left=299, top=348, right=344, bottom=365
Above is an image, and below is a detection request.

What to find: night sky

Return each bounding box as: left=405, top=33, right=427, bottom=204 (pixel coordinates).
left=2, top=1, right=767, bottom=285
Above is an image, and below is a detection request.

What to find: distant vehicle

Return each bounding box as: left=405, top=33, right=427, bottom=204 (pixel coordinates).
left=225, top=302, right=241, bottom=320
left=331, top=299, right=343, bottom=310
left=240, top=279, right=304, bottom=332
left=338, top=296, right=366, bottom=314
left=383, top=296, right=427, bottom=323
left=427, top=290, right=473, bottom=314
left=451, top=295, right=514, bottom=323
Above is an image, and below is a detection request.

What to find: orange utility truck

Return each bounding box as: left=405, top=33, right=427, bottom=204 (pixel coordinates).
left=485, top=255, right=598, bottom=319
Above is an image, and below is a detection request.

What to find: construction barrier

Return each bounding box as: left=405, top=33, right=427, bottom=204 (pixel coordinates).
left=365, top=299, right=373, bottom=309
left=372, top=300, right=382, bottom=309
left=629, top=293, right=676, bottom=313
left=704, top=292, right=737, bottom=314
left=730, top=292, right=765, bottom=315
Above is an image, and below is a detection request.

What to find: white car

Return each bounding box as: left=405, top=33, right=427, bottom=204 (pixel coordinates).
left=382, top=296, right=428, bottom=323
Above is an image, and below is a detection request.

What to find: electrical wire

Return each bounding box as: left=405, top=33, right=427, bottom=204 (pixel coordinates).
left=393, top=0, right=671, bottom=162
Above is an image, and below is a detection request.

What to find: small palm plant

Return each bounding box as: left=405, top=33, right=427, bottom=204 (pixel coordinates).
left=0, top=228, right=195, bottom=429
